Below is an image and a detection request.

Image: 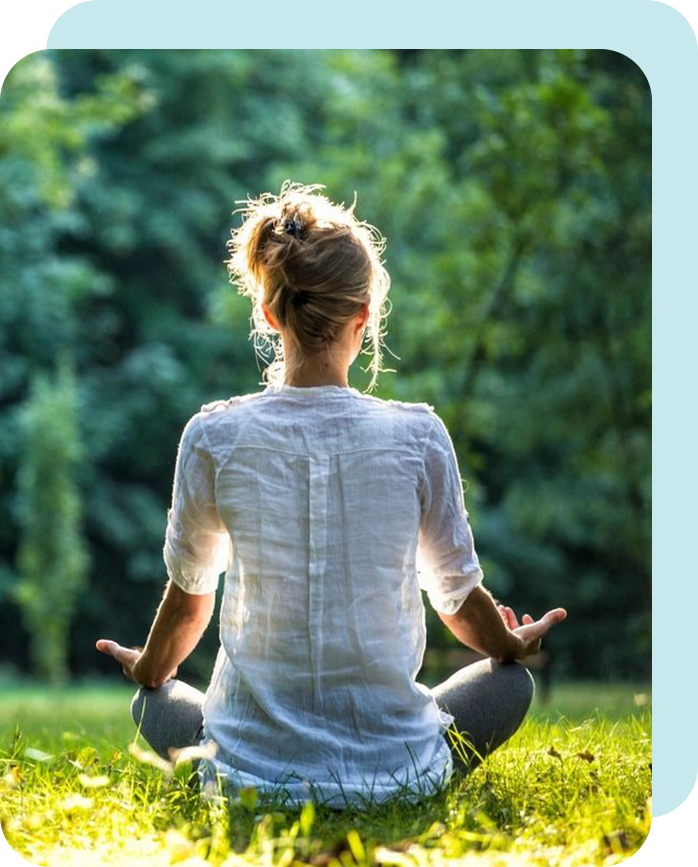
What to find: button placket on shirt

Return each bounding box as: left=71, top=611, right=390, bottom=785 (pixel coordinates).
left=307, top=451, right=329, bottom=715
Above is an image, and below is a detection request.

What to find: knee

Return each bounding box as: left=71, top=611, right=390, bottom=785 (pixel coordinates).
left=492, top=660, right=535, bottom=710
left=131, top=680, right=179, bottom=728
left=509, top=662, right=536, bottom=711
left=131, top=687, right=147, bottom=727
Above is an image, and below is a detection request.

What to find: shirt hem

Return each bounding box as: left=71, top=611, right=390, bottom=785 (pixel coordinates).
left=196, top=740, right=454, bottom=809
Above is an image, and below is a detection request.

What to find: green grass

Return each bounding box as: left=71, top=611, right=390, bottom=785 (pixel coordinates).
left=0, top=681, right=651, bottom=866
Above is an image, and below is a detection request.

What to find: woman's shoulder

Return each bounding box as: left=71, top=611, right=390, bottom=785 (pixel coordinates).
left=358, top=392, right=436, bottom=418
left=355, top=390, right=434, bottom=413
left=355, top=393, right=442, bottom=442
left=198, top=389, right=266, bottom=416
left=387, top=397, right=436, bottom=415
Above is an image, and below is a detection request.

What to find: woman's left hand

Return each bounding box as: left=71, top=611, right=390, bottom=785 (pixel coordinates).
left=497, top=605, right=535, bottom=631
left=95, top=639, right=144, bottom=682
left=96, top=638, right=179, bottom=686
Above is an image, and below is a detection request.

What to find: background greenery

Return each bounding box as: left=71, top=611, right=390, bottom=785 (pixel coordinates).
left=0, top=49, right=650, bottom=685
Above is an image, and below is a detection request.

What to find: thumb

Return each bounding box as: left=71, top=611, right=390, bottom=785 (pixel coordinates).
left=515, top=608, right=567, bottom=642
left=96, top=639, right=118, bottom=656
left=527, top=608, right=567, bottom=633
left=540, top=608, right=568, bottom=627
left=96, top=639, right=136, bottom=662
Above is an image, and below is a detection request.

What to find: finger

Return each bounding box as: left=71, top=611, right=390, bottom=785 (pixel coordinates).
left=113, top=647, right=140, bottom=667
left=96, top=639, right=120, bottom=657
left=97, top=640, right=139, bottom=668
left=505, top=607, right=520, bottom=629
left=499, top=606, right=511, bottom=628
left=517, top=608, right=567, bottom=642
left=499, top=606, right=515, bottom=629
left=121, top=665, right=139, bottom=683
left=540, top=608, right=567, bottom=627
left=522, top=614, right=534, bottom=625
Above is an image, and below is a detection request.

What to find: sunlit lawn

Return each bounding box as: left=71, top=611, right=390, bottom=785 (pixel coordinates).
left=0, top=680, right=651, bottom=866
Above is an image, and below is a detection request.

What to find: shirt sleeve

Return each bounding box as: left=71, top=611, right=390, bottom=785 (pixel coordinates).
left=163, top=413, right=231, bottom=595
left=416, top=411, right=484, bottom=615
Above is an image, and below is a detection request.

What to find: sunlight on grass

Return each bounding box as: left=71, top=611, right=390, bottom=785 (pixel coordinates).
left=0, top=682, right=651, bottom=866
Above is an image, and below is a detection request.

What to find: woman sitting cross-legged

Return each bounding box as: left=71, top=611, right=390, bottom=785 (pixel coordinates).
left=96, top=181, right=566, bottom=809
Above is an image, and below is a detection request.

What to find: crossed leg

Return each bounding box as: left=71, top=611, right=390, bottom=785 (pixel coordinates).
left=431, top=658, right=535, bottom=772
left=130, top=659, right=534, bottom=774
left=131, top=679, right=205, bottom=760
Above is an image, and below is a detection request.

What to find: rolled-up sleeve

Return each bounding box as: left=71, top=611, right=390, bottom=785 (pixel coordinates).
left=163, top=413, right=230, bottom=595
left=416, top=411, right=484, bottom=615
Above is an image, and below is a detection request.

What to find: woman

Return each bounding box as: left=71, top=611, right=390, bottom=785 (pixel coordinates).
left=97, top=181, right=566, bottom=808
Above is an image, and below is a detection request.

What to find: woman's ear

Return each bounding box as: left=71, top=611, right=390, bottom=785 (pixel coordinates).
left=357, top=302, right=369, bottom=331
left=263, top=303, right=279, bottom=331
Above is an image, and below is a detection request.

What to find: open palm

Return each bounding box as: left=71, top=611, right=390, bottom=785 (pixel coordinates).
left=498, top=605, right=568, bottom=659
left=95, top=639, right=178, bottom=685
left=95, top=639, right=143, bottom=682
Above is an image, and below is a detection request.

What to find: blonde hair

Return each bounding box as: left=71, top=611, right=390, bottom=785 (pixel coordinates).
left=226, top=181, right=392, bottom=392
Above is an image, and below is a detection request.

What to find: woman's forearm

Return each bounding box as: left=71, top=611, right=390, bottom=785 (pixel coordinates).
left=133, top=581, right=215, bottom=688
left=438, top=584, right=520, bottom=663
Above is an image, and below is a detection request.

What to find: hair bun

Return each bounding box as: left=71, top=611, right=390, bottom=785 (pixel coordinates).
left=291, top=288, right=311, bottom=305
left=226, top=180, right=391, bottom=392
left=283, top=216, right=303, bottom=240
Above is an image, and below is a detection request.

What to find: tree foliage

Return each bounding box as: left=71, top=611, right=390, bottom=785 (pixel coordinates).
left=13, top=358, right=88, bottom=682
left=0, top=49, right=650, bottom=681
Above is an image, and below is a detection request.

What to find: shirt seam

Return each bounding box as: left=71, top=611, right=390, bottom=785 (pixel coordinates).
left=212, top=443, right=420, bottom=458
left=195, top=412, right=226, bottom=530
left=417, top=411, right=437, bottom=515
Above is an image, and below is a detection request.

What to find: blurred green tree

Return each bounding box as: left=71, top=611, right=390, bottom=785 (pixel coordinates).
left=14, top=358, right=88, bottom=683
left=0, top=52, right=148, bottom=674
left=0, top=49, right=650, bottom=682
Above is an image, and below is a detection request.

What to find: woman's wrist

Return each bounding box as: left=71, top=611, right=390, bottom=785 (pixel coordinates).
left=483, top=588, right=520, bottom=662
left=131, top=653, right=162, bottom=689
left=495, top=631, right=523, bottom=664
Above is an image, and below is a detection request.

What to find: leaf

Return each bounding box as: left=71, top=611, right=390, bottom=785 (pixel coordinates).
left=78, top=773, right=110, bottom=788
left=76, top=746, right=99, bottom=769
left=346, top=830, right=366, bottom=863
left=603, top=830, right=632, bottom=852
left=58, top=794, right=94, bottom=812
left=386, top=840, right=412, bottom=853
left=238, top=786, right=257, bottom=811
left=24, top=747, right=55, bottom=762
left=168, top=740, right=217, bottom=766
left=373, top=847, right=415, bottom=867
left=300, top=800, right=315, bottom=837
left=575, top=750, right=595, bottom=763
left=310, top=837, right=350, bottom=866
left=128, top=742, right=173, bottom=777
left=3, top=767, right=22, bottom=789
left=164, top=829, right=195, bottom=860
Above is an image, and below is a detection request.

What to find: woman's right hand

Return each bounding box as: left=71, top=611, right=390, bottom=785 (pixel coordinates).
left=498, top=605, right=568, bottom=660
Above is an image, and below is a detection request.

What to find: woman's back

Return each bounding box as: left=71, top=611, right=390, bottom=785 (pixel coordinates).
left=102, top=182, right=555, bottom=812
left=165, top=382, right=483, bottom=806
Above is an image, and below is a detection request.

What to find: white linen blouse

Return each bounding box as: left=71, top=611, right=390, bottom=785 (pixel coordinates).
left=163, top=382, right=484, bottom=807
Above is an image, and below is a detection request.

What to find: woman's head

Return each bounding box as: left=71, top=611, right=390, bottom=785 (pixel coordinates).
left=226, top=181, right=391, bottom=392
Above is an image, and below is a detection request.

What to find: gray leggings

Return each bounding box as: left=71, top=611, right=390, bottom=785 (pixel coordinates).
left=131, top=659, right=534, bottom=776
